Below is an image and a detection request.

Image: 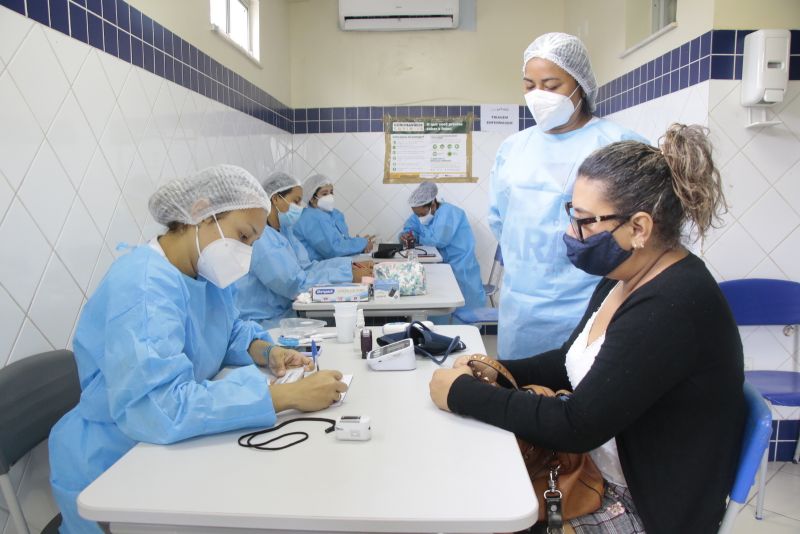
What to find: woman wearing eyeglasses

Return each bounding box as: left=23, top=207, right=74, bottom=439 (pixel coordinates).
left=430, top=124, right=745, bottom=534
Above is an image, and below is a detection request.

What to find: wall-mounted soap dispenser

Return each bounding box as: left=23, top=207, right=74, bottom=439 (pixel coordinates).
left=740, top=29, right=791, bottom=128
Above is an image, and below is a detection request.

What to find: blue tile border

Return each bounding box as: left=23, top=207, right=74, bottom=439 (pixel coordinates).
left=595, top=29, right=800, bottom=117
left=1, top=1, right=798, bottom=134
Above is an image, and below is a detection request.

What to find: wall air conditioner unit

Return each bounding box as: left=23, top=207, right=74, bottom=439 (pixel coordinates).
left=339, top=0, right=459, bottom=31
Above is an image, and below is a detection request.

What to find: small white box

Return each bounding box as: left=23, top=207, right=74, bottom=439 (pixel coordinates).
left=311, top=284, right=370, bottom=302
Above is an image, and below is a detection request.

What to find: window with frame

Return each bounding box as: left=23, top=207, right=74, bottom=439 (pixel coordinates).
left=210, top=0, right=260, bottom=61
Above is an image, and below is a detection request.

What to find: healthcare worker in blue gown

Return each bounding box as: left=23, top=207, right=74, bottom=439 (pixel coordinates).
left=48, top=165, right=349, bottom=534
left=236, top=171, right=353, bottom=328
left=400, top=182, right=486, bottom=314
left=489, top=32, right=646, bottom=359
left=292, top=173, right=375, bottom=261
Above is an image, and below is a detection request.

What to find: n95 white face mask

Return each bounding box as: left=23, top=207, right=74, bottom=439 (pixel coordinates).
left=417, top=212, right=433, bottom=225
left=524, top=85, right=580, bottom=132
left=316, top=194, right=335, bottom=212
left=195, top=216, right=252, bottom=288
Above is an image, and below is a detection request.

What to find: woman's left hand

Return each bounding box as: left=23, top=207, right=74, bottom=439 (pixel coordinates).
left=269, top=346, right=314, bottom=376
left=429, top=366, right=472, bottom=412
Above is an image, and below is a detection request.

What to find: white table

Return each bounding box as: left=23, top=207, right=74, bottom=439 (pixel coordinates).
left=294, top=264, right=464, bottom=321
left=352, top=246, right=443, bottom=264
left=78, top=326, right=537, bottom=533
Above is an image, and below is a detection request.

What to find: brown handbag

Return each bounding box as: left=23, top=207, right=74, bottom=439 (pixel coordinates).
left=465, top=355, right=604, bottom=530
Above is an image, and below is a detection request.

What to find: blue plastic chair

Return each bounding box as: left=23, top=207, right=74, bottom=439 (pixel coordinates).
left=453, top=245, right=502, bottom=327
left=718, top=382, right=772, bottom=534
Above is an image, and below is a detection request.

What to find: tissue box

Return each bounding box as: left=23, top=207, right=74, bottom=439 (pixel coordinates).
left=374, top=261, right=426, bottom=296
left=374, top=279, right=400, bottom=299
left=311, top=284, right=370, bottom=302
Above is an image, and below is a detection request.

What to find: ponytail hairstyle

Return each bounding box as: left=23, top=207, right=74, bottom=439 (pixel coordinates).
left=576, top=123, right=727, bottom=248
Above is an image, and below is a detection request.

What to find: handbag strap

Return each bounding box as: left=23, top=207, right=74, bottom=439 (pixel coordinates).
left=464, top=355, right=520, bottom=390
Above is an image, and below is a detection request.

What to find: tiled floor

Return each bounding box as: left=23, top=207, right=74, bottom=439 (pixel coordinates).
left=478, top=335, right=800, bottom=533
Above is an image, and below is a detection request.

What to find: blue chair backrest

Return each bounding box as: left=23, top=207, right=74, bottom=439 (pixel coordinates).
left=730, top=382, right=773, bottom=504
left=718, top=279, right=800, bottom=326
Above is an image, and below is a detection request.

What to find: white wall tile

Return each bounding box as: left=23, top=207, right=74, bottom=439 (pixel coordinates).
left=7, top=318, right=54, bottom=366
left=44, top=25, right=90, bottom=84
left=775, top=159, right=800, bottom=217
left=0, top=7, right=31, bottom=65
left=79, top=149, right=121, bottom=232
left=331, top=170, right=366, bottom=206
left=72, top=51, right=116, bottom=140
left=720, top=152, right=770, bottom=219
left=16, top=142, right=75, bottom=245
left=151, top=83, right=180, bottom=140
left=0, top=72, right=44, bottom=190
left=27, top=255, right=83, bottom=348
left=771, top=226, right=800, bottom=282
left=167, top=136, right=196, bottom=177
left=738, top=189, right=800, bottom=253
left=105, top=199, right=140, bottom=256
left=331, top=135, right=365, bottom=168
left=55, top=198, right=104, bottom=292
left=46, top=92, right=97, bottom=188
left=777, top=86, right=800, bottom=134
left=703, top=222, right=765, bottom=280
left=6, top=26, right=69, bottom=131
left=122, top=156, right=155, bottom=228
left=117, top=67, right=152, bottom=143
left=0, top=286, right=25, bottom=367
left=97, top=51, right=131, bottom=98
left=741, top=123, right=800, bottom=185
left=87, top=247, right=114, bottom=297
left=0, top=200, right=52, bottom=310
left=0, top=173, right=13, bottom=222
left=98, top=105, right=136, bottom=187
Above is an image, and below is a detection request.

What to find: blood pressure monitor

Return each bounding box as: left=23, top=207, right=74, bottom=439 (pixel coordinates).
left=366, top=338, right=416, bottom=371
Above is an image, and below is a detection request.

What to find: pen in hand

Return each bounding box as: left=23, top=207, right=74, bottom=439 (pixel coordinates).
left=311, top=340, right=318, bottom=371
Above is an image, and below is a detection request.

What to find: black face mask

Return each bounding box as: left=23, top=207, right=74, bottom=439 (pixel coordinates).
left=562, top=228, right=632, bottom=277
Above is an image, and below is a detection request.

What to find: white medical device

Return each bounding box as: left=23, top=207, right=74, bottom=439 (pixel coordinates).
left=366, top=338, right=416, bottom=371
left=334, top=415, right=371, bottom=441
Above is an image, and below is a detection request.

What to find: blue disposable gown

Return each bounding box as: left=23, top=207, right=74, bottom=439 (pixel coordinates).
left=292, top=207, right=367, bottom=261
left=489, top=118, right=646, bottom=359
left=49, top=244, right=275, bottom=534
left=236, top=225, right=352, bottom=329
left=401, top=203, right=486, bottom=310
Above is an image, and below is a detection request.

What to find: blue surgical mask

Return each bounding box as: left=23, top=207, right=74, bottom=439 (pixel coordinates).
left=278, top=201, right=303, bottom=228
left=562, top=230, right=632, bottom=277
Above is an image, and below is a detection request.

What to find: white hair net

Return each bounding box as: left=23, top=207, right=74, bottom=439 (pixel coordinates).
left=148, top=164, right=271, bottom=225
left=262, top=171, right=301, bottom=199
left=408, top=182, right=438, bottom=207
left=302, top=174, right=334, bottom=205
left=522, top=32, right=598, bottom=112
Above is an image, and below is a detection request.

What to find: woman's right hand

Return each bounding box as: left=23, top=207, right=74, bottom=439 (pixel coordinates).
left=452, top=354, right=498, bottom=383
left=270, top=370, right=348, bottom=412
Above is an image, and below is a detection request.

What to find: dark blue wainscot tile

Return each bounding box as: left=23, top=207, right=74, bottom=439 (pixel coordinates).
left=27, top=0, right=49, bottom=25
left=790, top=56, right=800, bottom=81
left=143, top=42, right=154, bottom=72
left=116, top=0, right=129, bottom=31
left=775, top=441, right=798, bottom=462
left=129, top=5, right=141, bottom=39
left=700, top=31, right=711, bottom=57
left=680, top=42, right=690, bottom=68
left=777, top=420, right=799, bottom=440
left=447, top=105, right=460, bottom=116
left=130, top=36, right=143, bottom=67
left=69, top=2, right=88, bottom=43
left=435, top=105, right=447, bottom=117
left=0, top=0, right=25, bottom=15
left=689, top=59, right=700, bottom=85
left=735, top=30, right=755, bottom=54
left=117, top=29, right=130, bottom=62
left=358, top=119, right=370, bottom=132
left=422, top=105, right=435, bottom=116
left=85, top=0, right=101, bottom=17
left=371, top=119, right=382, bottom=132
left=371, top=106, right=383, bottom=119
left=345, top=119, right=357, bottom=132
left=710, top=55, right=734, bottom=79
left=690, top=36, right=701, bottom=62
left=712, top=29, right=736, bottom=54
left=141, top=13, right=153, bottom=44
left=699, top=56, right=711, bottom=81
left=320, top=107, right=332, bottom=120
left=87, top=11, right=103, bottom=49
left=734, top=55, right=744, bottom=80
left=294, top=122, right=307, bottom=134
left=101, top=0, right=115, bottom=23
left=49, top=0, right=69, bottom=34
left=357, top=106, right=370, bottom=120
left=345, top=107, right=357, bottom=120
left=103, top=21, right=117, bottom=56
left=679, top=65, right=689, bottom=89
left=319, top=121, right=332, bottom=133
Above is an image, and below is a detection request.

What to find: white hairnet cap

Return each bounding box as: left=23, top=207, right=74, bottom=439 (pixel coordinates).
left=302, top=174, right=333, bottom=205
left=408, top=182, right=438, bottom=207
left=149, top=164, right=271, bottom=225
left=522, top=32, right=598, bottom=112
left=262, top=171, right=301, bottom=199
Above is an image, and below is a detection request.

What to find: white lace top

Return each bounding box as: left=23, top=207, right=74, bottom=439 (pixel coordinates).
left=564, top=284, right=628, bottom=487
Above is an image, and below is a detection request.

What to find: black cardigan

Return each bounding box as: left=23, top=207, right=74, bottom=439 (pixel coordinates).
left=448, top=254, right=745, bottom=534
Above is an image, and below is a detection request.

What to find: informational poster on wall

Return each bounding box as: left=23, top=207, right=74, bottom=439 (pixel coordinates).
left=383, top=114, right=476, bottom=183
